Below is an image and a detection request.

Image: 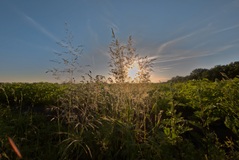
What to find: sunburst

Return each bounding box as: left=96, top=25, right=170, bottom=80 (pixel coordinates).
left=128, top=62, right=140, bottom=80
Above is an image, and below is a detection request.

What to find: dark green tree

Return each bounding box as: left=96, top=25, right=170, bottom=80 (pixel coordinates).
left=168, top=61, right=239, bottom=82
left=189, top=68, right=209, bottom=80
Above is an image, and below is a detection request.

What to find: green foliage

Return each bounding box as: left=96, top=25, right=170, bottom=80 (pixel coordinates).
left=0, top=82, right=65, bottom=109
left=169, top=61, right=239, bottom=82
left=1, top=78, right=239, bottom=159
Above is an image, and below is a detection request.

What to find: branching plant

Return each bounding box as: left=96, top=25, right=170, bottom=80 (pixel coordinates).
left=108, top=29, right=156, bottom=83
left=46, top=23, right=85, bottom=83
left=108, top=29, right=128, bottom=83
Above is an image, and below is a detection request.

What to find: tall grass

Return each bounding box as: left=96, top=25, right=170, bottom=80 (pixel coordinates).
left=1, top=78, right=239, bottom=159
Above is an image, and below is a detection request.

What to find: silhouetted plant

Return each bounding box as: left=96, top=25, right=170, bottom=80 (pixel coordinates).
left=46, top=22, right=85, bottom=83
left=108, top=29, right=155, bottom=83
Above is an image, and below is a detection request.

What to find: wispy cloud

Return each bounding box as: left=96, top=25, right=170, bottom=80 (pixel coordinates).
left=157, top=33, right=191, bottom=54
left=155, top=67, right=172, bottom=73
left=148, top=55, right=159, bottom=60
left=154, top=44, right=234, bottom=64
left=149, top=18, right=237, bottom=65
left=23, top=14, right=59, bottom=42
left=9, top=4, right=60, bottom=43
left=157, top=27, right=209, bottom=55
left=212, top=24, right=239, bottom=34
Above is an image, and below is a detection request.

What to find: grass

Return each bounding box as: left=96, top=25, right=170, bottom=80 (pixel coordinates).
left=0, top=79, right=239, bottom=159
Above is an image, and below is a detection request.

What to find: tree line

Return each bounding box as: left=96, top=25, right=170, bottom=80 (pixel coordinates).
left=168, top=61, right=239, bottom=83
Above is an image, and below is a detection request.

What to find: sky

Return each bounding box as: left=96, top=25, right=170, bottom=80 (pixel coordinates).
left=1, top=0, right=239, bottom=83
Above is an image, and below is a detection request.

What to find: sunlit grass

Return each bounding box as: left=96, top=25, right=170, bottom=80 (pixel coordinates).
left=1, top=78, right=239, bottom=159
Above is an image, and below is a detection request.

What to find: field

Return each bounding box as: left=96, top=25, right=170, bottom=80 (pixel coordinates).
left=0, top=79, right=239, bottom=159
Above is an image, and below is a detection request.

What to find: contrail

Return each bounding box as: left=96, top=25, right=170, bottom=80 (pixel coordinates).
left=8, top=2, right=60, bottom=42
left=23, top=14, right=59, bottom=42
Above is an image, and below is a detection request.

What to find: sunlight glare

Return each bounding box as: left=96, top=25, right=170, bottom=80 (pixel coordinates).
left=128, top=62, right=140, bottom=80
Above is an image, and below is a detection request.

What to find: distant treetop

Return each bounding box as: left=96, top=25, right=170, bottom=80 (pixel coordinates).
left=168, top=61, right=239, bottom=83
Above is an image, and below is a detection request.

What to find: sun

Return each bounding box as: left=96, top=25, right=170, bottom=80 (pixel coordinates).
left=128, top=62, right=140, bottom=80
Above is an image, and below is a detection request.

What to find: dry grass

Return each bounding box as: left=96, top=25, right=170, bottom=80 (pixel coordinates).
left=8, top=136, right=22, bottom=159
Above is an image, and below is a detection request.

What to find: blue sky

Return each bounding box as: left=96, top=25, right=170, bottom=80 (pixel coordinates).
left=1, top=0, right=239, bottom=82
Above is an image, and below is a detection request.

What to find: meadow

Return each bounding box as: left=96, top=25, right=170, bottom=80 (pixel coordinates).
left=0, top=78, right=239, bottom=159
